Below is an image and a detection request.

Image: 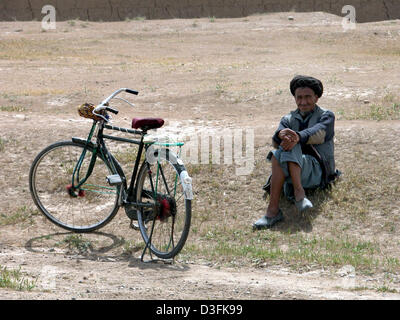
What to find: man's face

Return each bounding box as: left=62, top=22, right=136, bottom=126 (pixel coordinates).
left=294, top=87, right=318, bottom=113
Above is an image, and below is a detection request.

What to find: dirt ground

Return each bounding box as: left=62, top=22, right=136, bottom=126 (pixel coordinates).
left=1, top=12, right=400, bottom=300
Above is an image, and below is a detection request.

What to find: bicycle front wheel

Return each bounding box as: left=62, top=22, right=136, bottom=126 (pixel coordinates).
left=136, top=150, right=191, bottom=259
left=29, top=141, right=120, bottom=232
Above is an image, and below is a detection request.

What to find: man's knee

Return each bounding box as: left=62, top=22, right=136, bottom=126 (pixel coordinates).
left=270, top=154, right=288, bottom=180
left=271, top=154, right=281, bottom=168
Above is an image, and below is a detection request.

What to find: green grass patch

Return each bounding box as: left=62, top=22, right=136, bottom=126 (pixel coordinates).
left=0, top=206, right=39, bottom=226
left=0, top=265, right=36, bottom=291
left=0, top=137, right=4, bottom=152
left=0, top=105, right=26, bottom=112
left=359, top=103, right=400, bottom=121
left=56, top=234, right=93, bottom=254
left=122, top=239, right=145, bottom=255
left=182, top=230, right=388, bottom=273
left=376, top=285, right=398, bottom=293
left=338, top=102, right=400, bottom=121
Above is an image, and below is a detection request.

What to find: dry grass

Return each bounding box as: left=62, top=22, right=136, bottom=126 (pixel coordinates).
left=338, top=91, right=400, bottom=121
left=180, top=138, right=400, bottom=275
left=0, top=206, right=39, bottom=226
left=0, top=105, right=26, bottom=112
left=0, top=38, right=100, bottom=63
left=0, top=137, right=5, bottom=152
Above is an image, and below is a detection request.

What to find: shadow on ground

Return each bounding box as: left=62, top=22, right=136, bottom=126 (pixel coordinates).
left=24, top=231, right=190, bottom=272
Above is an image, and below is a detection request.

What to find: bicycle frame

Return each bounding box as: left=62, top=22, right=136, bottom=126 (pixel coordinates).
left=101, top=122, right=146, bottom=199
left=70, top=119, right=182, bottom=212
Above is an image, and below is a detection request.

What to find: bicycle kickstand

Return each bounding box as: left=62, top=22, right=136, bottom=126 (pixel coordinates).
left=140, top=217, right=156, bottom=263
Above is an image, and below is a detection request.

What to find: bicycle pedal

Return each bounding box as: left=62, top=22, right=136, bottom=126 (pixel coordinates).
left=106, top=174, right=122, bottom=186
left=129, top=220, right=140, bottom=230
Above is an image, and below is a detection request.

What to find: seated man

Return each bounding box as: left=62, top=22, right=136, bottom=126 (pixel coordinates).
left=253, top=75, right=337, bottom=230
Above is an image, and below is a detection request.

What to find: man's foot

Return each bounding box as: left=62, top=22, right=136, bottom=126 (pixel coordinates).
left=295, top=197, right=313, bottom=212
left=292, top=186, right=313, bottom=211
left=294, top=187, right=306, bottom=202
left=253, top=209, right=284, bottom=230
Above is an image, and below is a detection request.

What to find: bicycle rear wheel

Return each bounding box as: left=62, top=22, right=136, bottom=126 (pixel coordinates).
left=136, top=150, right=191, bottom=259
left=29, top=141, right=120, bottom=232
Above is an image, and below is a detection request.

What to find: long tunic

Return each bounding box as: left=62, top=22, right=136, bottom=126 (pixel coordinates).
left=270, top=105, right=336, bottom=193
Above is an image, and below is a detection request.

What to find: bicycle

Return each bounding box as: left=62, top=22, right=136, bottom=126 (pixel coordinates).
left=29, top=88, right=193, bottom=261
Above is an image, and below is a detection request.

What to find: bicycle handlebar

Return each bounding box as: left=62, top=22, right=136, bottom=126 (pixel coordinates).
left=106, top=106, right=119, bottom=115
left=125, top=89, right=139, bottom=95
left=93, top=88, right=138, bottom=121
left=99, top=88, right=139, bottom=106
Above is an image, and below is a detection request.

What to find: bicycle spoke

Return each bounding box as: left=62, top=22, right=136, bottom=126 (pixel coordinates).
left=158, top=164, right=171, bottom=196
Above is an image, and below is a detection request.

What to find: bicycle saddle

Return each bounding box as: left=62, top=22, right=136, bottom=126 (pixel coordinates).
left=132, top=117, right=164, bottom=130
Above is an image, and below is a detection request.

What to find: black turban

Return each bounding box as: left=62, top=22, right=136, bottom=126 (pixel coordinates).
left=290, top=75, right=323, bottom=98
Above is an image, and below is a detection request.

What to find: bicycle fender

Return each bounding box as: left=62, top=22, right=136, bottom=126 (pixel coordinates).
left=153, top=148, right=193, bottom=200
left=179, top=170, right=193, bottom=200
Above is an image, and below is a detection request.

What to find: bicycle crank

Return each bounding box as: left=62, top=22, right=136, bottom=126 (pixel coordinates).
left=66, top=184, right=85, bottom=198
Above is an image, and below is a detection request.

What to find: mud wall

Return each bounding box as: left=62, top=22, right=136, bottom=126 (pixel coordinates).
left=1, top=0, right=399, bottom=23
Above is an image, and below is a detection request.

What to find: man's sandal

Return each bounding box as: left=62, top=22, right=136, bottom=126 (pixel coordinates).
left=253, top=209, right=284, bottom=230
left=295, top=197, right=313, bottom=212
